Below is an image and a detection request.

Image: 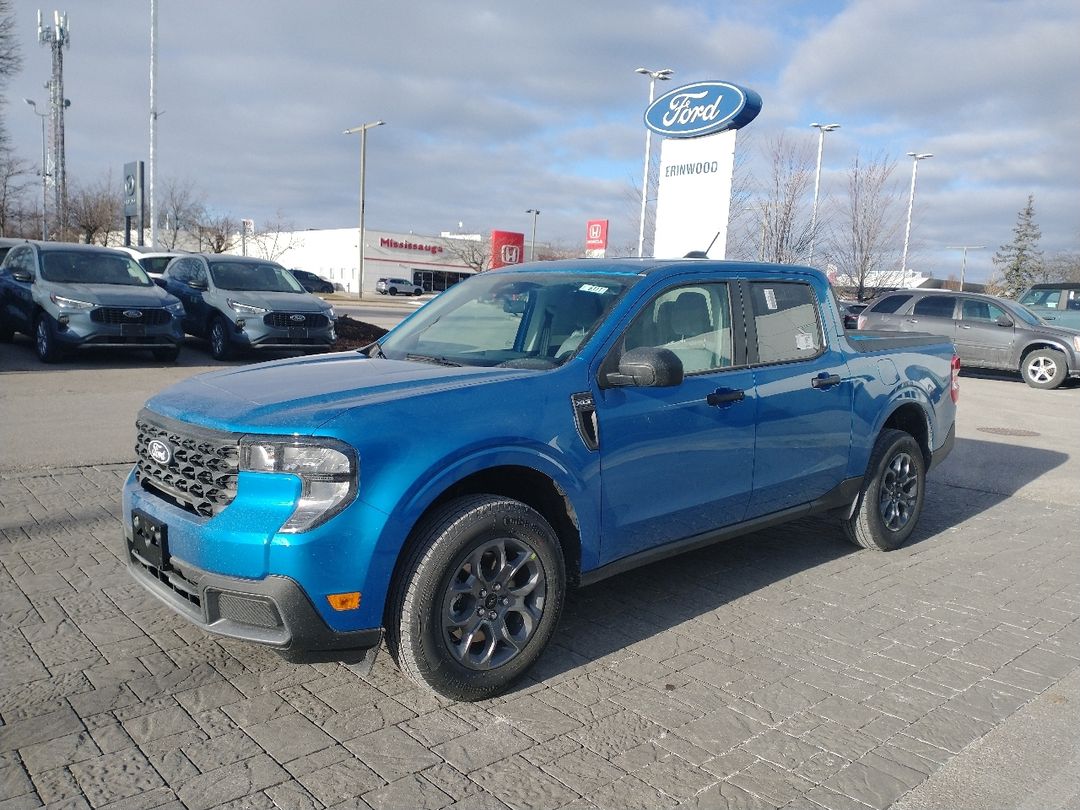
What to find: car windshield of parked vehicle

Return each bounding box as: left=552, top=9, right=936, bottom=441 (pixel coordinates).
left=376, top=271, right=635, bottom=368
left=209, top=261, right=304, bottom=293
left=38, top=251, right=153, bottom=286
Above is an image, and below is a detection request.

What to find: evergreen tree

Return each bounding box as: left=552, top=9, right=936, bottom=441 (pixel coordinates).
left=993, top=194, right=1043, bottom=297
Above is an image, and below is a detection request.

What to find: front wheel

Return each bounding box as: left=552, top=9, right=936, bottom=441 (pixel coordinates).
left=843, top=429, right=925, bottom=551
left=208, top=316, right=234, bottom=361
left=1022, top=348, right=1067, bottom=390
left=388, top=495, right=566, bottom=701
left=35, top=314, right=64, bottom=363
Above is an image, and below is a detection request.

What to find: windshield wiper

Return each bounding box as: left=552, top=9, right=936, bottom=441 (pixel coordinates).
left=365, top=341, right=385, bottom=358
left=406, top=353, right=462, bottom=367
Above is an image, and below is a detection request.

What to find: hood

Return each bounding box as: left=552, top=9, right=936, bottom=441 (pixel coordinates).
left=217, top=290, right=327, bottom=312
left=46, top=282, right=174, bottom=307
left=144, top=351, right=535, bottom=432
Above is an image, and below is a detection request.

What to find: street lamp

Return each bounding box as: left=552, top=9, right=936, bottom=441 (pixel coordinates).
left=525, top=209, right=540, bottom=261
left=900, top=152, right=934, bottom=276
left=24, top=98, right=49, bottom=240
left=635, top=66, right=673, bottom=258
left=344, top=120, right=385, bottom=300
left=808, top=122, right=840, bottom=264
left=946, top=245, right=985, bottom=291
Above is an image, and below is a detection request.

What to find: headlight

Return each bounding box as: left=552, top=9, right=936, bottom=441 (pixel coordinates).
left=228, top=299, right=269, bottom=316
left=326, top=307, right=336, bottom=320
left=50, top=294, right=94, bottom=310
left=240, top=437, right=357, bottom=533
left=166, top=300, right=185, bottom=314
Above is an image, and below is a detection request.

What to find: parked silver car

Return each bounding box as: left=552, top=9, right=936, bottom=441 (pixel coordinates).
left=161, top=254, right=336, bottom=360
left=857, top=288, right=1080, bottom=389
left=0, top=241, right=186, bottom=363
left=375, top=277, right=423, bottom=296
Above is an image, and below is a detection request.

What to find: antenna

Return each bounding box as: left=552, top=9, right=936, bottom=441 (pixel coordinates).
left=38, top=9, right=70, bottom=239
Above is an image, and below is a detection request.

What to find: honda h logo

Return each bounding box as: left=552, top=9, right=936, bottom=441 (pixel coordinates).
left=501, top=244, right=522, bottom=264
left=588, top=223, right=602, bottom=240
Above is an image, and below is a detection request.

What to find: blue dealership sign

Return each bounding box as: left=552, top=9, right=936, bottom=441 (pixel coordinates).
left=645, top=81, right=762, bottom=138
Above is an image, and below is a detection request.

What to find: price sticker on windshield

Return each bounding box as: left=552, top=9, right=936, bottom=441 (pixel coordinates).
left=579, top=284, right=609, bottom=294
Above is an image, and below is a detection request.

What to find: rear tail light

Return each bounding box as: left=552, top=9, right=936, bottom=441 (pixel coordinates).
left=950, top=354, right=961, bottom=403
left=857, top=314, right=868, bottom=330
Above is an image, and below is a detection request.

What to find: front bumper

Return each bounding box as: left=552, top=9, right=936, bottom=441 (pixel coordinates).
left=125, top=530, right=381, bottom=663
left=230, top=318, right=336, bottom=351
left=52, top=308, right=184, bottom=349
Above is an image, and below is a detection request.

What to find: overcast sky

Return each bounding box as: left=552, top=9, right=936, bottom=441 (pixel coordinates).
left=3, top=0, right=1078, bottom=281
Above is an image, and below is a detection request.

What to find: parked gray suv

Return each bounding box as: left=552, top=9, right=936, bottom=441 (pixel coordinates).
left=161, top=254, right=336, bottom=360
left=0, top=241, right=185, bottom=363
left=858, top=289, right=1080, bottom=389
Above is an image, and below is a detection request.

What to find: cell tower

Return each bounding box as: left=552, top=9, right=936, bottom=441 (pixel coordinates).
left=38, top=9, right=70, bottom=237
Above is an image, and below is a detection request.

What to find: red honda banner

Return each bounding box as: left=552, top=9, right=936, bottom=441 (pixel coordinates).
left=585, top=219, right=609, bottom=257
left=490, top=230, right=525, bottom=269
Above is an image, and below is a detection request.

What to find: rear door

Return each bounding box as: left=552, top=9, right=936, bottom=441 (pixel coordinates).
left=743, top=278, right=854, bottom=518
left=1, top=247, right=37, bottom=331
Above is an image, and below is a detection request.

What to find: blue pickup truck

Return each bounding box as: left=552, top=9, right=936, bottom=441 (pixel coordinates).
left=122, top=260, right=958, bottom=699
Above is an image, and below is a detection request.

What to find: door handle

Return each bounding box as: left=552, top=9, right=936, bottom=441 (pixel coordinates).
left=707, top=388, right=745, bottom=406
left=811, top=373, right=842, bottom=389
left=905, top=318, right=919, bottom=323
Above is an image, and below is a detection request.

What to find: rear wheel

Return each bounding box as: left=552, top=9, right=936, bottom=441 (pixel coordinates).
left=34, top=314, right=64, bottom=363
left=389, top=287, right=398, bottom=296
left=208, top=316, right=234, bottom=361
left=1022, top=348, right=1067, bottom=390
left=389, top=495, right=566, bottom=701
left=843, top=429, right=925, bottom=551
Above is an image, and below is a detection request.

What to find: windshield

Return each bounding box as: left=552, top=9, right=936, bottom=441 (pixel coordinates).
left=39, top=251, right=153, bottom=286
left=378, top=271, right=636, bottom=368
left=209, top=261, right=304, bottom=292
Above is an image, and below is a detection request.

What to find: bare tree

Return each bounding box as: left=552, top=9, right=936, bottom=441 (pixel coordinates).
left=194, top=212, right=239, bottom=253
left=67, top=173, right=123, bottom=245
left=824, top=151, right=904, bottom=300
left=0, top=149, right=33, bottom=236
left=440, top=235, right=490, bottom=272
left=247, top=212, right=302, bottom=262
left=0, top=0, right=24, bottom=152
left=157, top=177, right=205, bottom=249
left=755, top=133, right=816, bottom=264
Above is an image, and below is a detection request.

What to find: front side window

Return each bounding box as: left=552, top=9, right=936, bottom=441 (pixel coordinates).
left=2, top=247, right=32, bottom=277
left=622, top=283, right=734, bottom=374
left=960, top=299, right=1006, bottom=322
left=912, top=296, right=957, bottom=318
left=379, top=272, right=634, bottom=368
left=750, top=282, right=823, bottom=365
left=209, top=261, right=303, bottom=293
left=39, top=251, right=152, bottom=286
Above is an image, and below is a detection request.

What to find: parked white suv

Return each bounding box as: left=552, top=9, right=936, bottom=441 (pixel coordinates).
left=376, top=277, right=423, bottom=296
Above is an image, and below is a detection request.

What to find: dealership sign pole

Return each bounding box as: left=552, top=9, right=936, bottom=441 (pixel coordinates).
left=646, top=81, right=762, bottom=259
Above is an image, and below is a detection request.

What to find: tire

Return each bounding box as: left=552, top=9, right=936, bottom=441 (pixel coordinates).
left=34, top=313, right=64, bottom=363
left=414, top=289, right=423, bottom=297
left=389, top=288, right=398, bottom=296
left=843, top=428, right=926, bottom=551
left=1021, top=348, right=1068, bottom=390
left=388, top=495, right=566, bottom=701
left=208, top=316, right=234, bottom=361
left=152, top=345, right=181, bottom=363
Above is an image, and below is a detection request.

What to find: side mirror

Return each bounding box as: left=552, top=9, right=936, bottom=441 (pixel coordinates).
left=188, top=278, right=208, bottom=290
left=12, top=270, right=33, bottom=283
left=996, top=315, right=1014, bottom=327
left=606, top=347, right=684, bottom=388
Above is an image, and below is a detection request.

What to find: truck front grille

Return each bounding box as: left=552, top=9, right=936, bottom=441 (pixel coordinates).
left=134, top=411, right=239, bottom=518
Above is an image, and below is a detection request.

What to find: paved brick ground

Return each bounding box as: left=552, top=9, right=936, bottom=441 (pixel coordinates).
left=1, top=463, right=1078, bottom=809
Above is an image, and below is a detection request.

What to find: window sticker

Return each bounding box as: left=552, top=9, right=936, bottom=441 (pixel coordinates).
left=763, top=288, right=778, bottom=310
left=795, top=330, right=815, bottom=351
left=579, top=284, right=609, bottom=294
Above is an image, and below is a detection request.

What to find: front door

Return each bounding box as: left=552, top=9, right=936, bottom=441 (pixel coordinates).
left=954, top=297, right=1015, bottom=368
left=596, top=280, right=756, bottom=563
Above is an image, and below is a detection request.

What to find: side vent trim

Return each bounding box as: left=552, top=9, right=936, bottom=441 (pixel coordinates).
left=570, top=392, right=599, bottom=452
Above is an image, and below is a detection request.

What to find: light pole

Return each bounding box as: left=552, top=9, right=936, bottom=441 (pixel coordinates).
left=900, top=152, right=933, bottom=276
left=808, top=122, right=840, bottom=264
left=24, top=99, right=49, bottom=240
left=344, top=120, right=385, bottom=300
left=635, top=66, right=673, bottom=258
left=525, top=209, right=540, bottom=261
left=946, top=245, right=985, bottom=291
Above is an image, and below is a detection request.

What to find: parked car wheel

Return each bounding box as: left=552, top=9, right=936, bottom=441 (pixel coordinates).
left=414, top=289, right=424, bottom=297
left=34, top=313, right=64, bottom=363
left=152, top=345, right=181, bottom=363
left=388, top=287, right=398, bottom=296
left=843, top=428, right=925, bottom=551
left=208, top=316, right=234, bottom=361
left=1021, top=348, right=1068, bottom=390
left=389, top=495, right=566, bottom=701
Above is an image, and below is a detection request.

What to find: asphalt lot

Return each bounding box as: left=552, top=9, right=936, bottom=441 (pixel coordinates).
left=1, top=337, right=1078, bottom=809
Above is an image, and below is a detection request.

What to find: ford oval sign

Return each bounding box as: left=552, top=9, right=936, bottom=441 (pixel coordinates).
left=147, top=439, right=172, bottom=466
left=645, top=81, right=762, bottom=138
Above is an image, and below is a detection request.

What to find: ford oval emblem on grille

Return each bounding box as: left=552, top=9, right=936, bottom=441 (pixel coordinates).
left=289, top=314, right=306, bottom=322
left=147, top=439, right=172, bottom=465
left=124, top=309, right=143, bottom=319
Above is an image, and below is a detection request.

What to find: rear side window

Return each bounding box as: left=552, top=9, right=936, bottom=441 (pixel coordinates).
left=960, top=299, right=1007, bottom=322
left=749, top=282, right=823, bottom=365
left=869, top=294, right=911, bottom=314
left=912, top=296, right=957, bottom=318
